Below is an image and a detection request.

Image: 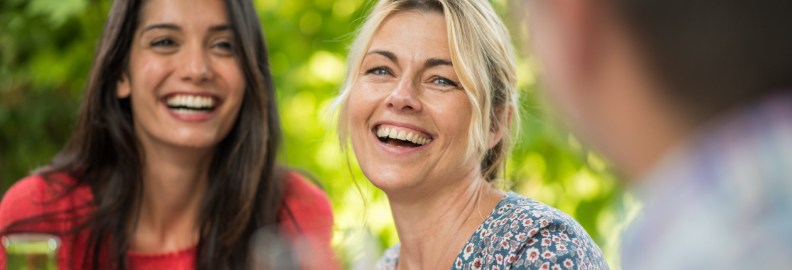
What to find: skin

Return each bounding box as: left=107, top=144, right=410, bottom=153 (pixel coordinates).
left=347, top=11, right=504, bottom=269
left=523, top=0, right=693, bottom=179
left=115, top=0, right=244, bottom=252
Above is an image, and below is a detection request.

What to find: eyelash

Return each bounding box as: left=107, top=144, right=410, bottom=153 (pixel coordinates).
left=149, top=38, right=235, bottom=55
left=365, top=66, right=393, bottom=76
left=212, top=41, right=234, bottom=51
left=151, top=38, right=176, bottom=47
left=432, top=77, right=458, bottom=88
left=365, top=66, right=459, bottom=89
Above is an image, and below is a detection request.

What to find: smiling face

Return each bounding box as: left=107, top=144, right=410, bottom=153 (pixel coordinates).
left=117, top=0, right=244, bottom=151
left=347, top=11, right=480, bottom=195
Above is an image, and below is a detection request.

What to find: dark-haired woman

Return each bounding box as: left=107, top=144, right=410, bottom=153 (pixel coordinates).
left=0, top=0, right=336, bottom=269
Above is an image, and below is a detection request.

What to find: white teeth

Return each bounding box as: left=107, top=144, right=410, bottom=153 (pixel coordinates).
left=166, top=95, right=216, bottom=110
left=172, top=108, right=202, bottom=115
left=375, top=125, right=432, bottom=146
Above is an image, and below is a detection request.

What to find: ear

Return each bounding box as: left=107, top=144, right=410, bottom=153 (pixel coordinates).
left=116, top=73, right=131, bottom=98
left=556, top=0, right=602, bottom=79
left=487, top=106, right=513, bottom=150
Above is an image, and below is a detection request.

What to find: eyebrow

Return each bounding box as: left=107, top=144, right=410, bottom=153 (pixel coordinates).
left=366, top=50, right=453, bottom=68
left=142, top=23, right=181, bottom=34
left=208, top=24, right=231, bottom=32
left=367, top=50, right=398, bottom=63
left=424, top=58, right=453, bottom=69
left=140, top=23, right=232, bottom=35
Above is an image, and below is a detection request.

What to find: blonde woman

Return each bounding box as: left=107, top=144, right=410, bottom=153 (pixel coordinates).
left=334, top=0, right=608, bottom=269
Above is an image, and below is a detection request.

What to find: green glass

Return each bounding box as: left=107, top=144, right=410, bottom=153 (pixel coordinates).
left=2, top=234, right=59, bottom=270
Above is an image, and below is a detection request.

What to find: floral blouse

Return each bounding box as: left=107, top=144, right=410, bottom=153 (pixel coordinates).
left=375, top=192, right=609, bottom=270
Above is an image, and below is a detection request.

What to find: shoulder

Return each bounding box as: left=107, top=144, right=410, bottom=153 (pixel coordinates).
left=1, top=175, right=48, bottom=226
left=463, top=192, right=609, bottom=269
left=280, top=171, right=333, bottom=223
left=1, top=174, right=62, bottom=229
left=0, top=173, right=91, bottom=231
left=485, top=192, right=587, bottom=238
left=278, top=171, right=338, bottom=269
left=374, top=244, right=400, bottom=270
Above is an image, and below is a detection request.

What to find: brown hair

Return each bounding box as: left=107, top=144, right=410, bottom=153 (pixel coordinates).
left=3, top=0, right=288, bottom=268
left=609, top=0, right=792, bottom=121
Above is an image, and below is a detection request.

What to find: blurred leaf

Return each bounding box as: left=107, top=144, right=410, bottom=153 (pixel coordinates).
left=27, top=0, right=88, bottom=27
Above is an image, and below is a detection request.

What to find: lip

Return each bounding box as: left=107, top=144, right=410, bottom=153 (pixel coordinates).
left=370, top=121, right=435, bottom=155
left=160, top=91, right=223, bottom=122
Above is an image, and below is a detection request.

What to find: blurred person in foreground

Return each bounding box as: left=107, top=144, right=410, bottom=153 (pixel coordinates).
left=520, top=0, right=792, bottom=269
left=333, top=0, right=609, bottom=269
left=0, top=0, right=337, bottom=269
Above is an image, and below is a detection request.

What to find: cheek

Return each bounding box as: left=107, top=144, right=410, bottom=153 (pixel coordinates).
left=130, top=54, right=167, bottom=91
left=218, top=63, right=246, bottom=103
left=346, top=91, right=364, bottom=122
left=346, top=82, right=381, bottom=124
left=346, top=87, right=375, bottom=158
left=431, top=94, right=473, bottom=142
left=529, top=14, right=577, bottom=91
left=531, top=32, right=587, bottom=127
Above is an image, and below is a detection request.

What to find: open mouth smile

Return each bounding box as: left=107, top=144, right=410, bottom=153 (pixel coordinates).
left=373, top=124, right=433, bottom=148
left=164, top=94, right=219, bottom=115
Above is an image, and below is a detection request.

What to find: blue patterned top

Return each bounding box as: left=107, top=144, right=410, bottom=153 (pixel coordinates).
left=375, top=192, right=609, bottom=270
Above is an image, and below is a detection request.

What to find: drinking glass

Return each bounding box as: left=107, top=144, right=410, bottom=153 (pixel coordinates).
left=2, top=233, right=59, bottom=270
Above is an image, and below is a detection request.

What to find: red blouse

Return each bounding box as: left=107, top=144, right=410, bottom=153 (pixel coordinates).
left=0, top=172, right=337, bottom=270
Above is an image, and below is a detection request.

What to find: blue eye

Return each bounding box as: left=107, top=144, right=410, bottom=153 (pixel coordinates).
left=432, top=77, right=458, bottom=87
left=365, top=67, right=392, bottom=76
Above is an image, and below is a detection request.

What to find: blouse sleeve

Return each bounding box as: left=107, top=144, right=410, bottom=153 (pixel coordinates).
left=0, top=174, right=95, bottom=270
left=510, top=218, right=609, bottom=270
left=278, top=171, right=338, bottom=270
left=0, top=175, right=54, bottom=270
left=0, top=175, right=51, bottom=230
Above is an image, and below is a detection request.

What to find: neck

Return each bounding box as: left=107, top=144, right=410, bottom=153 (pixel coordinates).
left=389, top=170, right=504, bottom=270
left=131, top=140, right=213, bottom=253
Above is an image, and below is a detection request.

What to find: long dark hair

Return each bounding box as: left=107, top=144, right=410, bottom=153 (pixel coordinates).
left=6, top=0, right=286, bottom=268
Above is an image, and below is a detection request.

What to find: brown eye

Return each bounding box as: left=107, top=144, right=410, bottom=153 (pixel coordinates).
left=151, top=38, right=176, bottom=47
left=213, top=41, right=235, bottom=52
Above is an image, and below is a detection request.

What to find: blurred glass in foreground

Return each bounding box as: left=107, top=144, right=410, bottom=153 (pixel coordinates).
left=249, top=227, right=298, bottom=270
left=2, top=234, right=60, bottom=270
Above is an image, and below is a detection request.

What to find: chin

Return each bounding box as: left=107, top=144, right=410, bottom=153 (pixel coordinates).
left=167, top=133, right=225, bottom=150
left=362, top=168, right=419, bottom=194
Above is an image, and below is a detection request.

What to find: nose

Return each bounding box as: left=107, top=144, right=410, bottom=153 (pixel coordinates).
left=385, top=78, right=422, bottom=112
left=180, top=43, right=213, bottom=83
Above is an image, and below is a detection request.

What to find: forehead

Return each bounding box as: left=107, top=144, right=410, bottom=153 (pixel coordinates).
left=139, top=0, right=229, bottom=26
left=369, top=11, right=450, bottom=60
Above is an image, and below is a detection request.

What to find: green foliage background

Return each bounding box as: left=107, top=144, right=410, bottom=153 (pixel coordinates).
left=0, top=0, right=627, bottom=268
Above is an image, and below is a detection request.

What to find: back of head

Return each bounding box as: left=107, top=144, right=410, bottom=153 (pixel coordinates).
left=609, top=0, right=792, bottom=121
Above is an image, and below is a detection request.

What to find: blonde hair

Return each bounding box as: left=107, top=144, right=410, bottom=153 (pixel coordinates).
left=332, top=0, right=519, bottom=181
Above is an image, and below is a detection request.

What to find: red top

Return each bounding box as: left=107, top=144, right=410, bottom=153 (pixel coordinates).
left=0, top=172, right=337, bottom=270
